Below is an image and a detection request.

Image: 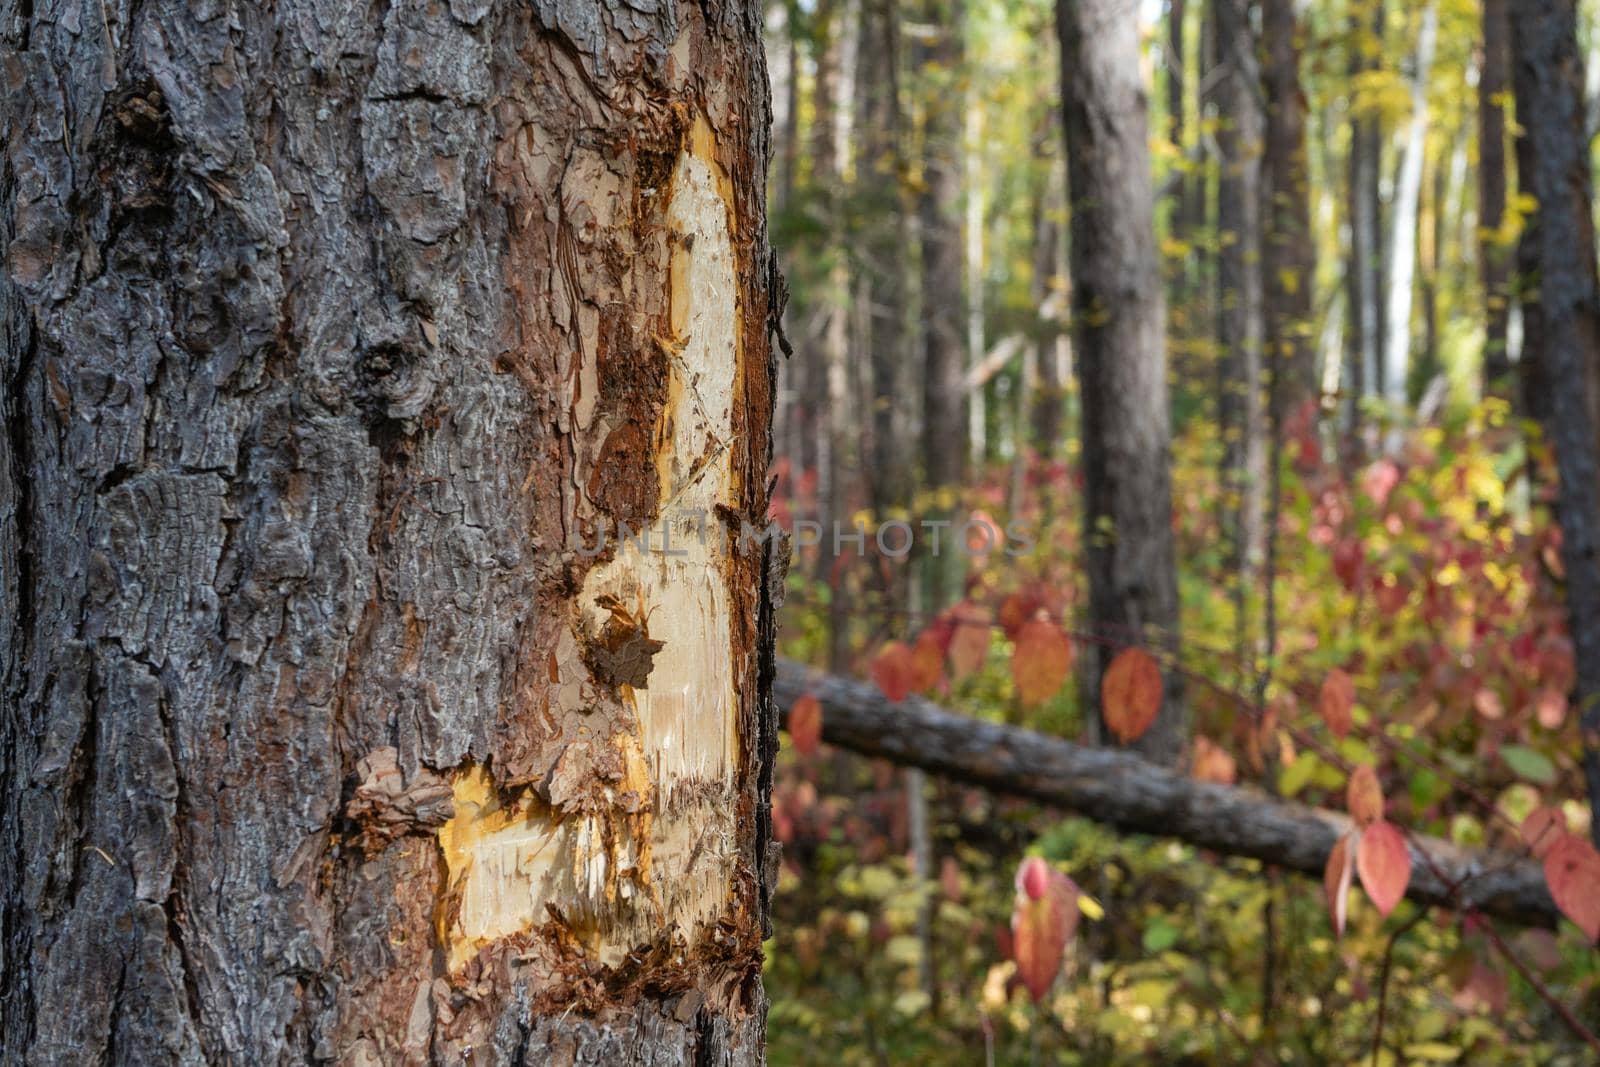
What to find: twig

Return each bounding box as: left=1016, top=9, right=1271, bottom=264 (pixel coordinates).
left=1478, top=917, right=1600, bottom=1055
left=1369, top=906, right=1430, bottom=1065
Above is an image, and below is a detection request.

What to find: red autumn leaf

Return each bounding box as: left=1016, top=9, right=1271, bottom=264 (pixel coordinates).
left=1544, top=833, right=1600, bottom=943
left=997, top=590, right=1044, bottom=639
left=948, top=614, right=992, bottom=680
left=1373, top=575, right=1408, bottom=614
left=1012, top=620, right=1073, bottom=707
left=787, top=693, right=823, bottom=757
left=910, top=630, right=945, bottom=693
left=1535, top=688, right=1568, bottom=730
left=1324, top=832, right=1356, bottom=937
left=1542, top=543, right=1565, bottom=581
left=1473, top=686, right=1505, bottom=721
left=1346, top=765, right=1384, bottom=827
left=1319, top=669, right=1355, bottom=738
left=772, top=803, right=794, bottom=844
left=1020, top=856, right=1050, bottom=900
left=1361, top=457, right=1401, bottom=508
left=993, top=923, right=1013, bottom=962
left=1332, top=538, right=1364, bottom=592
left=1191, top=735, right=1237, bottom=785
left=1514, top=929, right=1564, bottom=972
left=1102, top=647, right=1163, bottom=744
left=1010, top=856, right=1081, bottom=1005
left=920, top=613, right=957, bottom=656
left=1356, top=820, right=1412, bottom=918
left=965, top=508, right=1003, bottom=558
left=872, top=641, right=915, bottom=703
left=1521, top=807, right=1569, bottom=859
left=940, top=855, right=963, bottom=902
left=1453, top=961, right=1509, bottom=1015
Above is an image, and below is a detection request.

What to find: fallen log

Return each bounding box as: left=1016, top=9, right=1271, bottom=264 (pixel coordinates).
left=774, top=658, right=1559, bottom=928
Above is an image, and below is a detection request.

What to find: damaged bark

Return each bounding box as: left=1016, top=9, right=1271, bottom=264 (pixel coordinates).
left=1, top=0, right=776, bottom=1063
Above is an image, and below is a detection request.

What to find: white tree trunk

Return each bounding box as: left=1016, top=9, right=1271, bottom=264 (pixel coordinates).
left=1382, top=2, right=1438, bottom=447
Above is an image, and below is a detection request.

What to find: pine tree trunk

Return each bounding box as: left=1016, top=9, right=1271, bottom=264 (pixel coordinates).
left=1166, top=0, right=1187, bottom=247
left=813, top=0, right=858, bottom=670
left=1, top=0, right=778, bottom=1062
left=1346, top=0, right=1386, bottom=431
left=1028, top=154, right=1067, bottom=452
left=1261, top=0, right=1318, bottom=422
left=858, top=0, right=913, bottom=522
left=1479, top=0, right=1513, bottom=395
left=1509, top=0, right=1600, bottom=848
left=918, top=0, right=967, bottom=497
left=1213, top=0, right=1266, bottom=582
left=1056, top=0, right=1185, bottom=767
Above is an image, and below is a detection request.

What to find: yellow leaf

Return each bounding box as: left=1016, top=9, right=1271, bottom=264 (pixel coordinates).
left=1403, top=1042, right=1462, bottom=1062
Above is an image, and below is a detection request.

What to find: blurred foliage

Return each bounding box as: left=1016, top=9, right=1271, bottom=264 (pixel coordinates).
left=767, top=407, right=1600, bottom=1063
left=762, top=0, right=1600, bottom=1059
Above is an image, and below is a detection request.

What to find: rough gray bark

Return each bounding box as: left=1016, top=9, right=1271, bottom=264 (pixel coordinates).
left=1056, top=0, right=1185, bottom=766
left=1510, top=0, right=1600, bottom=849
left=773, top=660, right=1562, bottom=928
left=1, top=0, right=777, bottom=1063
left=1479, top=0, right=1513, bottom=394
left=1261, top=0, right=1318, bottom=421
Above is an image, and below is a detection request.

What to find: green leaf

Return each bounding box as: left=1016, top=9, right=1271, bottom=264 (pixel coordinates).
left=1280, top=753, right=1323, bottom=798
left=1337, top=737, right=1378, bottom=767
left=1142, top=919, right=1180, bottom=953
left=1501, top=745, right=1557, bottom=785
left=1408, top=767, right=1446, bottom=812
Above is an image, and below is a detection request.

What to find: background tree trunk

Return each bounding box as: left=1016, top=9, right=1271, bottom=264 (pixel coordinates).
left=1510, top=0, right=1600, bottom=847
left=859, top=0, right=914, bottom=524
left=918, top=0, right=968, bottom=499
left=818, top=0, right=860, bottom=671
left=1479, top=0, right=1513, bottom=396
left=1380, top=1, right=1438, bottom=444
left=1, top=0, right=777, bottom=1062
left=1165, top=0, right=1191, bottom=308
left=1261, top=0, right=1318, bottom=422
left=1028, top=154, right=1069, bottom=453
left=1213, top=0, right=1266, bottom=589
left=1056, top=0, right=1185, bottom=767
left=1346, top=0, right=1386, bottom=434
